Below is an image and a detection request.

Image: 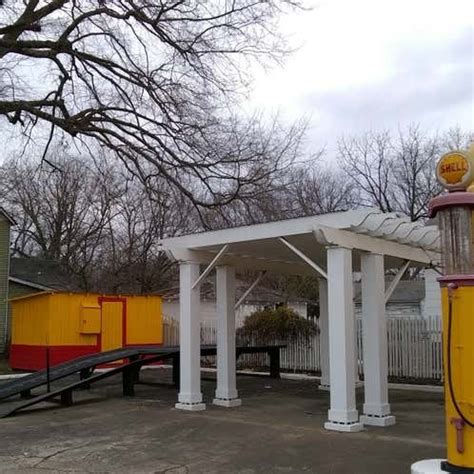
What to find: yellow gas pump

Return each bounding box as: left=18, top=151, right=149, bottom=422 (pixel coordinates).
left=429, top=144, right=474, bottom=473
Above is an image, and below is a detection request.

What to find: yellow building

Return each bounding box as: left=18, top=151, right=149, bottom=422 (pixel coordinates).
left=10, top=292, right=163, bottom=371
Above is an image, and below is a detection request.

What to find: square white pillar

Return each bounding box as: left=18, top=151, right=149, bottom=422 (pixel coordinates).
left=359, top=253, right=395, bottom=427
left=324, top=246, right=363, bottom=433
left=354, top=289, right=362, bottom=386
left=318, top=278, right=330, bottom=391
left=175, top=262, right=205, bottom=411
left=213, top=265, right=241, bottom=408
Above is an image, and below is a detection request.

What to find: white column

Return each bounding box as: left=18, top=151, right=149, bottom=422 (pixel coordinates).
left=175, top=262, right=205, bottom=411
left=318, top=278, right=330, bottom=391
left=359, top=252, right=395, bottom=426
left=354, top=279, right=361, bottom=385
left=324, top=246, right=363, bottom=432
left=213, top=265, right=241, bottom=407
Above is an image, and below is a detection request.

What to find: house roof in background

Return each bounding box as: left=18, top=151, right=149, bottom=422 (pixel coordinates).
left=9, top=257, right=82, bottom=292
left=9, top=276, right=54, bottom=292
left=354, top=280, right=425, bottom=304
left=0, top=207, right=16, bottom=226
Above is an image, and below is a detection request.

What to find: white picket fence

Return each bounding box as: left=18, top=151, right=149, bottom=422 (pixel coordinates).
left=163, top=316, right=444, bottom=383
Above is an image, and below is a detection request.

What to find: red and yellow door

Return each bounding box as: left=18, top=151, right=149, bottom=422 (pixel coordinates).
left=99, top=297, right=126, bottom=362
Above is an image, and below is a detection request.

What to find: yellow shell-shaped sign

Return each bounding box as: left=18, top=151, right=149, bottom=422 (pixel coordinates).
left=436, top=151, right=474, bottom=191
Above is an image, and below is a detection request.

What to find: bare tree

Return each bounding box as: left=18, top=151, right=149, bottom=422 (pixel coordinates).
left=338, top=131, right=394, bottom=213
left=94, top=171, right=197, bottom=293
left=1, top=151, right=118, bottom=286
left=199, top=147, right=359, bottom=229
left=441, top=126, right=473, bottom=151
left=391, top=126, right=441, bottom=221
left=288, top=165, right=358, bottom=216
left=0, top=146, right=206, bottom=292
left=0, top=0, right=305, bottom=209
left=339, top=126, right=473, bottom=221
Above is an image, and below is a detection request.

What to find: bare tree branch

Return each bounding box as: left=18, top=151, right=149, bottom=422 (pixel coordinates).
left=0, top=0, right=306, bottom=210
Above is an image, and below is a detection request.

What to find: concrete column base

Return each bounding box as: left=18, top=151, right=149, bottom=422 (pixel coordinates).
left=175, top=402, right=206, bottom=411
left=360, top=414, right=396, bottom=427
left=324, top=421, right=364, bottom=433
left=213, top=398, right=242, bottom=408
left=411, top=459, right=445, bottom=473
left=318, top=384, right=330, bottom=391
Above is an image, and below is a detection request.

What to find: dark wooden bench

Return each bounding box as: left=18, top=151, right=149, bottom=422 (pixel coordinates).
left=167, top=344, right=286, bottom=389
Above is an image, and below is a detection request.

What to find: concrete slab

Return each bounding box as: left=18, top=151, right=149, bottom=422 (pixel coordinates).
left=0, top=368, right=446, bottom=473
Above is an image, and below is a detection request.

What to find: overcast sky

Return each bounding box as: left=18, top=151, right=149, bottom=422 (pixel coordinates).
left=248, top=0, right=473, bottom=152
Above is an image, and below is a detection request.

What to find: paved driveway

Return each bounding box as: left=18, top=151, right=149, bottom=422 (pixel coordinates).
left=0, top=369, right=445, bottom=473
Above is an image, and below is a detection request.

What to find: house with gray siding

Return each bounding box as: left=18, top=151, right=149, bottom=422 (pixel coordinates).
left=0, top=208, right=15, bottom=353
left=354, top=269, right=442, bottom=320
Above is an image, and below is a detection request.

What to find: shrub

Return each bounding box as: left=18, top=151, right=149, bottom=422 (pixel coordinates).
left=237, top=306, right=318, bottom=344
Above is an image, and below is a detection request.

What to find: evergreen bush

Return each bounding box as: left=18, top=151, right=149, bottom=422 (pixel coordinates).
left=237, top=306, right=318, bottom=344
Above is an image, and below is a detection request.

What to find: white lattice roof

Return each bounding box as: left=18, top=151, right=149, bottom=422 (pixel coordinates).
left=346, top=210, right=439, bottom=251
left=159, top=208, right=440, bottom=275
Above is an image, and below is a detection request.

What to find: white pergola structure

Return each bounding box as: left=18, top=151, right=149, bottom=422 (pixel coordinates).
left=159, top=209, right=440, bottom=432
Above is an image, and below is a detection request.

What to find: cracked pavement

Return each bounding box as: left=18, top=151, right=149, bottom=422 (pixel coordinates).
left=0, top=369, right=445, bottom=473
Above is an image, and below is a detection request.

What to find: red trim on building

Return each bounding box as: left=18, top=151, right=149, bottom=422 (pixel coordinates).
left=10, top=344, right=98, bottom=371
left=429, top=191, right=474, bottom=217
left=10, top=343, right=165, bottom=371
left=97, top=296, right=127, bottom=351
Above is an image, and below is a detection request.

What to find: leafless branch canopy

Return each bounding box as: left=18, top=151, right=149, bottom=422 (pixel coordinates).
left=0, top=0, right=304, bottom=207
left=339, top=126, right=473, bottom=221
left=1, top=150, right=197, bottom=291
